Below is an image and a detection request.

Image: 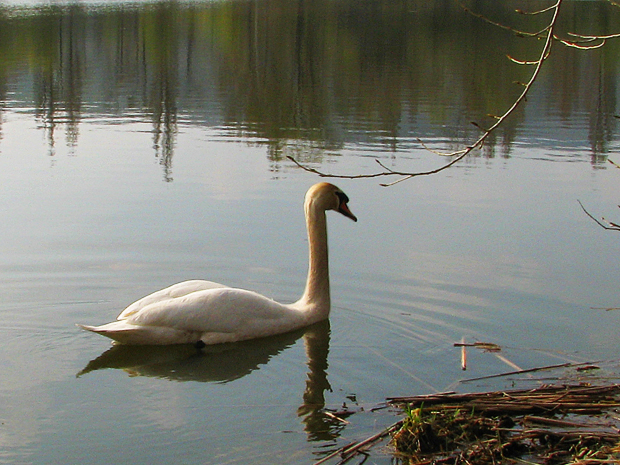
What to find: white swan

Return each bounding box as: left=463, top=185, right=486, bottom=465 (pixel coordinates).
left=77, top=182, right=357, bottom=345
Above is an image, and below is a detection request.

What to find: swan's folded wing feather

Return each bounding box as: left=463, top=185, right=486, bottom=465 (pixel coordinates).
left=127, top=287, right=306, bottom=337
left=118, top=280, right=229, bottom=320
left=77, top=321, right=200, bottom=345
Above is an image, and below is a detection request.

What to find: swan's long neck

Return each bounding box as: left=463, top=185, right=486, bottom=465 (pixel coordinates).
left=298, top=198, right=330, bottom=317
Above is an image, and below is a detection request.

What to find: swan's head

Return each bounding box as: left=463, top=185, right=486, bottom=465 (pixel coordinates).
left=305, top=182, right=357, bottom=222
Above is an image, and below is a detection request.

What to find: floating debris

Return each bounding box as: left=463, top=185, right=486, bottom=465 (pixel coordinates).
left=316, top=383, right=620, bottom=464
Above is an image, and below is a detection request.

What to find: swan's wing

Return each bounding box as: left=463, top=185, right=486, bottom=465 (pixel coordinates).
left=118, top=280, right=229, bottom=320
left=77, top=321, right=200, bottom=345
left=127, top=287, right=306, bottom=340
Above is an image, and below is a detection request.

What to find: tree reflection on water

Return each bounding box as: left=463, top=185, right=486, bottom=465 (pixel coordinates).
left=0, top=0, right=617, bottom=179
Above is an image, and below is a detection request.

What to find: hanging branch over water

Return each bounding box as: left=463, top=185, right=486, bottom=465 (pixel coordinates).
left=289, top=0, right=618, bottom=186
left=578, top=160, right=620, bottom=232
left=578, top=200, right=620, bottom=232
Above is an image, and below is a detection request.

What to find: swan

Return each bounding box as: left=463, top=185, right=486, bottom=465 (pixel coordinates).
left=77, top=182, right=357, bottom=345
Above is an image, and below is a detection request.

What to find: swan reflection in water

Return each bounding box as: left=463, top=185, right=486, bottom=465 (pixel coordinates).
left=78, top=320, right=344, bottom=440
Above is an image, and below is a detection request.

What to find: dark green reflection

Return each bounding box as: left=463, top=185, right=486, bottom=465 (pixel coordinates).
left=0, top=0, right=617, bottom=175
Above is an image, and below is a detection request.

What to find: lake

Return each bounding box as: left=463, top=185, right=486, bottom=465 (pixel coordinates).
left=1, top=0, right=620, bottom=463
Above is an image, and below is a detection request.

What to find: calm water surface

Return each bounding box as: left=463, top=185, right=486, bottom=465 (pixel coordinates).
left=1, top=1, right=620, bottom=463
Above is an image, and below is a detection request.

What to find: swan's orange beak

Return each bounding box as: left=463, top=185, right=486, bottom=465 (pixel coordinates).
left=338, top=202, right=357, bottom=222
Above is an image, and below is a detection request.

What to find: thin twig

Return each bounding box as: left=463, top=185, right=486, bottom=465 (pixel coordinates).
left=578, top=200, right=620, bottom=231
left=416, top=137, right=469, bottom=157
left=556, top=37, right=606, bottom=50
left=290, top=2, right=620, bottom=187
left=324, top=411, right=350, bottom=424
left=522, top=415, right=604, bottom=428
left=461, top=0, right=551, bottom=37
left=314, top=420, right=402, bottom=464
left=567, top=31, right=620, bottom=40
left=454, top=341, right=502, bottom=351
left=517, top=4, right=559, bottom=15
left=459, top=359, right=602, bottom=383
left=289, top=0, right=563, bottom=186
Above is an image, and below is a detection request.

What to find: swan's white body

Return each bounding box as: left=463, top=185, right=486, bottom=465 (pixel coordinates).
left=78, top=183, right=357, bottom=345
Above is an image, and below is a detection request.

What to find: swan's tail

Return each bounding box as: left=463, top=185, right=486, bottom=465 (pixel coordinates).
left=76, top=321, right=200, bottom=345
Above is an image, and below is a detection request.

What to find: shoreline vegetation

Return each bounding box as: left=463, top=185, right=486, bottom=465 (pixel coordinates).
left=318, top=360, right=620, bottom=464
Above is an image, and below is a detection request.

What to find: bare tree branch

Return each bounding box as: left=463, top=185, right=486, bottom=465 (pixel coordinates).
left=416, top=137, right=469, bottom=157
left=578, top=159, right=620, bottom=232
left=516, top=4, right=558, bottom=15
left=577, top=200, right=620, bottom=232
left=608, top=158, right=620, bottom=169
left=567, top=31, right=620, bottom=40
left=290, top=0, right=563, bottom=186
left=556, top=36, right=607, bottom=49
left=289, top=1, right=620, bottom=187
left=461, top=1, right=552, bottom=37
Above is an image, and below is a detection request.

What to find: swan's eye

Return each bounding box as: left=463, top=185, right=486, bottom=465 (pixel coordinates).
left=335, top=191, right=349, bottom=205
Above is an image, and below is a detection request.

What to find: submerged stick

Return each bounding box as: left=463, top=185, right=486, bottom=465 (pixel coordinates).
left=460, top=336, right=467, bottom=370
left=522, top=415, right=603, bottom=428
left=460, top=360, right=601, bottom=383
left=453, top=341, right=502, bottom=351
left=314, top=420, right=402, bottom=465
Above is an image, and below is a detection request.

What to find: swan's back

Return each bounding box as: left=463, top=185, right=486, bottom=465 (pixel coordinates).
left=128, top=287, right=309, bottom=336
left=118, top=280, right=228, bottom=319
